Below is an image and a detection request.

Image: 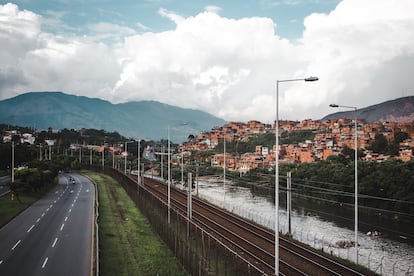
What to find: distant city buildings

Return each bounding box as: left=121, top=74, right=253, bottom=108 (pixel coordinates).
left=2, top=119, right=414, bottom=173
left=182, top=119, right=414, bottom=173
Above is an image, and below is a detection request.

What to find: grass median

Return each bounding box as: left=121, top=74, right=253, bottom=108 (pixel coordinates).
left=0, top=182, right=56, bottom=227
left=83, top=171, right=187, bottom=276
left=0, top=192, right=40, bottom=227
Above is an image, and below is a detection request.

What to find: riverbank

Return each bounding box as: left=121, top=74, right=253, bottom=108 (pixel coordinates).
left=196, top=179, right=414, bottom=276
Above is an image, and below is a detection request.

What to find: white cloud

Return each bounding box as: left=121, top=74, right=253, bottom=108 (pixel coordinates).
left=288, top=0, right=414, bottom=119
left=87, top=22, right=136, bottom=41
left=1, top=1, right=414, bottom=124
left=158, top=8, right=185, bottom=24
left=0, top=3, right=120, bottom=100
left=136, top=22, right=151, bottom=31
left=111, top=10, right=301, bottom=122
left=204, top=5, right=221, bottom=14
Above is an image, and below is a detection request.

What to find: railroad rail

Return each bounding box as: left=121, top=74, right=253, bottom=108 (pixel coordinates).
left=128, top=174, right=370, bottom=275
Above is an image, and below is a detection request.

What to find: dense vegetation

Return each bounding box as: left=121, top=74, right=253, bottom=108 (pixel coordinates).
left=278, top=159, right=414, bottom=215
left=369, top=132, right=409, bottom=156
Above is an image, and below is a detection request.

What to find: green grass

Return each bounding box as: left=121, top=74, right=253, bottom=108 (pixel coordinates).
left=0, top=193, right=38, bottom=226
left=83, top=171, right=187, bottom=276
left=0, top=182, right=56, bottom=227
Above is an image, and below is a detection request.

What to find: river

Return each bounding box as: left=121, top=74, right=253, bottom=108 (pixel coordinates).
left=192, top=179, right=414, bottom=276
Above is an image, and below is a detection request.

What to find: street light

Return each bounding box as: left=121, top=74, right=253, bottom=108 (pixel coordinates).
left=124, top=141, right=134, bottom=174
left=168, top=126, right=171, bottom=224
left=102, top=143, right=105, bottom=169
left=137, top=139, right=141, bottom=191
left=223, top=135, right=226, bottom=204
left=112, top=145, right=115, bottom=168
left=329, top=103, right=359, bottom=264
left=275, top=76, right=318, bottom=275
left=11, top=141, right=15, bottom=183
left=124, top=142, right=128, bottom=174
left=167, top=123, right=188, bottom=224
left=180, top=144, right=184, bottom=189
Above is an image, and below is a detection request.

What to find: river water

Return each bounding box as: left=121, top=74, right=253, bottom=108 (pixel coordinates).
left=192, top=180, right=414, bottom=276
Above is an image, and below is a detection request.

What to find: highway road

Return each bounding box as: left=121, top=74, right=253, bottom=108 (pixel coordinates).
left=0, top=173, right=95, bottom=276
left=0, top=176, right=11, bottom=196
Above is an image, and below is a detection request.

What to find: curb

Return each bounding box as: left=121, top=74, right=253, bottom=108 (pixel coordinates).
left=82, top=173, right=99, bottom=276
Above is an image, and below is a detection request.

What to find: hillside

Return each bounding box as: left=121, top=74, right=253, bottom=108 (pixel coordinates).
left=0, top=92, right=226, bottom=141
left=322, top=96, right=414, bottom=122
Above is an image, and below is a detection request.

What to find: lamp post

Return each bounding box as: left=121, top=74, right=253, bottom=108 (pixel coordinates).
left=329, top=103, right=358, bottom=264
left=167, top=123, right=188, bottom=224
left=223, top=135, right=226, bottom=204
left=168, top=126, right=171, bottom=224
left=124, top=141, right=134, bottom=174
left=181, top=144, right=184, bottom=189
left=275, top=76, right=318, bottom=275
left=11, top=141, right=15, bottom=183
left=102, top=144, right=104, bottom=169
left=124, top=142, right=128, bottom=174
left=138, top=139, right=141, bottom=189
left=161, top=145, right=164, bottom=180
left=112, top=145, right=115, bottom=168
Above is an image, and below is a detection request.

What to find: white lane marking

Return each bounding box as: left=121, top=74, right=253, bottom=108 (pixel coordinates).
left=69, top=209, right=72, bottom=213
left=54, top=200, right=56, bottom=203
left=36, top=218, right=41, bottom=222
left=12, top=240, right=21, bottom=250
left=60, top=223, right=65, bottom=231
left=46, top=208, right=50, bottom=212
left=0, top=260, right=3, bottom=265
left=41, top=257, right=48, bottom=268
left=71, top=203, right=74, bottom=207
left=41, top=213, right=45, bottom=217
left=27, top=225, right=35, bottom=233
left=50, top=204, right=53, bottom=208
left=55, top=191, right=58, bottom=194
left=52, top=238, right=58, bottom=248
left=64, top=216, right=68, bottom=222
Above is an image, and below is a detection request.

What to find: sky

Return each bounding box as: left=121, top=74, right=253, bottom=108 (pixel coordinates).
left=1, top=0, right=414, bottom=123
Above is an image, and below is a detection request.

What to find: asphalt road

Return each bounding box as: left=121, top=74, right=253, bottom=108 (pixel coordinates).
left=0, top=176, right=11, bottom=196
left=0, top=173, right=95, bottom=276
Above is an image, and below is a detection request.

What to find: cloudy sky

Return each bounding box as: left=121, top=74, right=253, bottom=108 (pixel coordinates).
left=1, top=0, right=413, bottom=123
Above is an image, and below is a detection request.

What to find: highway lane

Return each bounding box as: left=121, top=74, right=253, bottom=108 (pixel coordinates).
left=0, top=173, right=95, bottom=276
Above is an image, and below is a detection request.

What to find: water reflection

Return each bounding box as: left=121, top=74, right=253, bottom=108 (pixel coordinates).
left=196, top=181, right=414, bottom=276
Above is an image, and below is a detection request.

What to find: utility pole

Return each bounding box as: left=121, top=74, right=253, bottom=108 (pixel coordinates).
left=11, top=141, right=15, bottom=183
left=287, top=172, right=292, bottom=235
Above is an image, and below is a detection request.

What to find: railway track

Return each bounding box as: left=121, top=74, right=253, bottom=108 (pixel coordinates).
left=129, top=174, right=368, bottom=275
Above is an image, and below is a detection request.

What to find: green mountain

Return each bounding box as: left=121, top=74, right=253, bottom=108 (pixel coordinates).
left=322, top=96, right=414, bottom=122
left=0, top=92, right=226, bottom=141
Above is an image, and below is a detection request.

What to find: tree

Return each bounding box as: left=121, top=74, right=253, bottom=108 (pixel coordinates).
left=187, top=134, right=195, bottom=142
left=370, top=133, right=388, bottom=154
left=395, top=131, right=409, bottom=144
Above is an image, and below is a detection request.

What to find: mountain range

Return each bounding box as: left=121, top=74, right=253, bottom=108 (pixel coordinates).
left=1, top=92, right=413, bottom=141
left=0, top=92, right=226, bottom=141
left=322, top=96, right=414, bottom=122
